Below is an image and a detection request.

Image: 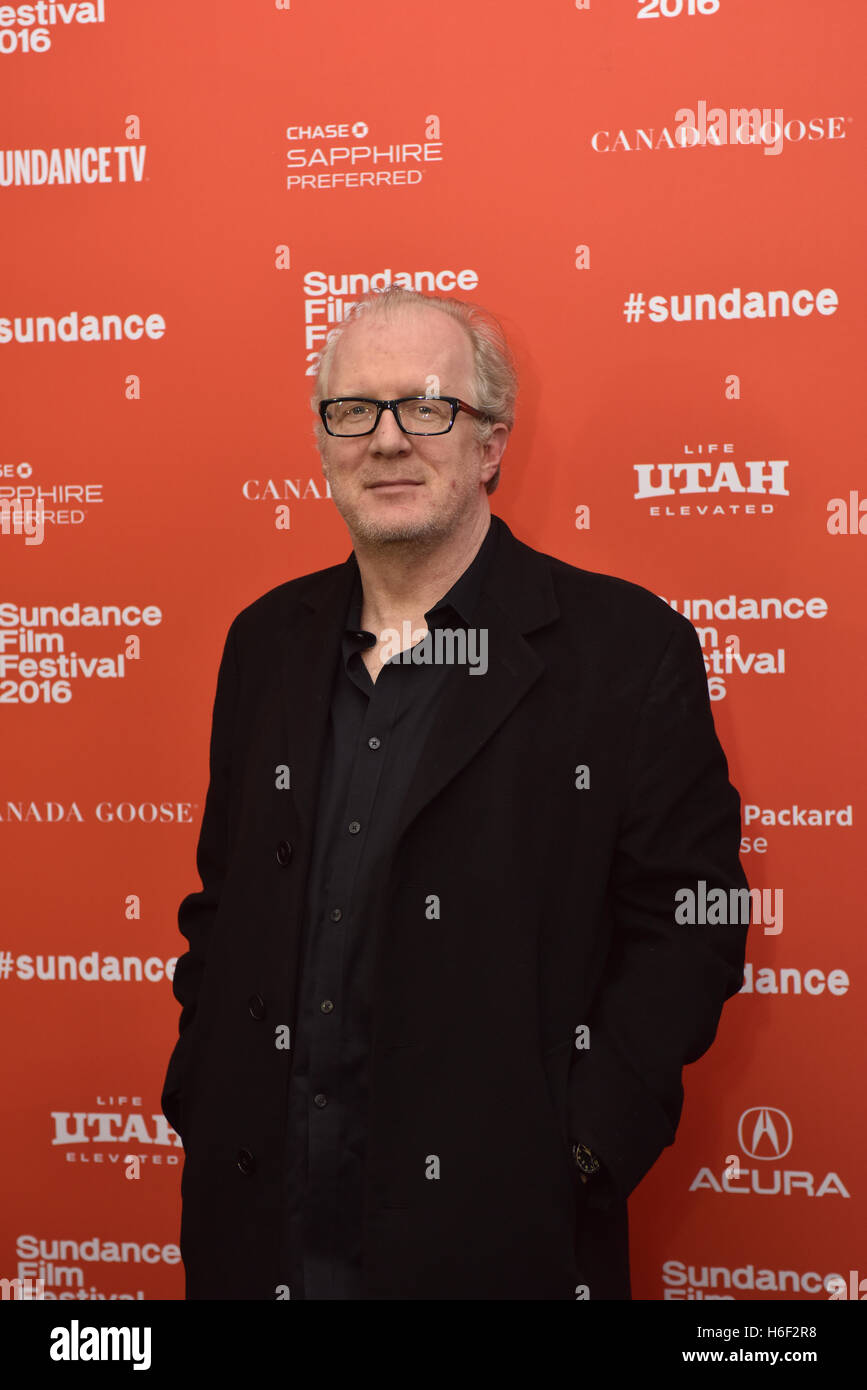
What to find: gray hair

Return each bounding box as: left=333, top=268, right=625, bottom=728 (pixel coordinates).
left=311, top=285, right=517, bottom=495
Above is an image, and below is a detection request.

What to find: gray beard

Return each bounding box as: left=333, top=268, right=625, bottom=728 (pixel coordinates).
left=346, top=513, right=445, bottom=548
left=324, top=462, right=481, bottom=555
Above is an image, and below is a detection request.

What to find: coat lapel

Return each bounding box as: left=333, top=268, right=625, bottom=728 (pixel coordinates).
left=274, top=518, right=560, bottom=846
left=396, top=519, right=559, bottom=842
left=276, top=556, right=355, bottom=834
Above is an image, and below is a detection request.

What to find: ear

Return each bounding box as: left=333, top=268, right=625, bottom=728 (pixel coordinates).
left=480, top=423, right=510, bottom=486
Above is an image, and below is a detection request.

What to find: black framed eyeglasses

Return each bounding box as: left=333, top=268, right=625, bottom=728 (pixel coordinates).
left=319, top=396, right=490, bottom=437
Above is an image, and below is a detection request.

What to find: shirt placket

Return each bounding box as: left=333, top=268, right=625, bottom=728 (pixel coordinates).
left=302, top=655, right=404, bottom=1297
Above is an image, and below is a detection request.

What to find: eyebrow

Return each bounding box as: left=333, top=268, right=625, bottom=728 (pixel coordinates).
left=331, top=387, right=442, bottom=398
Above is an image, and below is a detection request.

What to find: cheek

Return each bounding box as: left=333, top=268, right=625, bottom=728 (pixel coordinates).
left=323, top=448, right=360, bottom=478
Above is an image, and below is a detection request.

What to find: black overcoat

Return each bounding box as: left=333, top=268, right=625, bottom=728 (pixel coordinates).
left=161, top=517, right=749, bottom=1300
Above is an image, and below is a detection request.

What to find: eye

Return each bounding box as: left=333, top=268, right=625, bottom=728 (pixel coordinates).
left=332, top=401, right=372, bottom=422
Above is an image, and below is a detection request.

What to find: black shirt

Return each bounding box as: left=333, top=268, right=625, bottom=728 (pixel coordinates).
left=282, top=516, right=500, bottom=1299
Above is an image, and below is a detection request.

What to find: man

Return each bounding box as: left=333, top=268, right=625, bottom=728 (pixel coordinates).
left=162, top=285, right=749, bottom=1300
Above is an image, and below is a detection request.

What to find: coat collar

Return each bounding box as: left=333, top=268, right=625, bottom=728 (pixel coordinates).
left=277, top=516, right=560, bottom=844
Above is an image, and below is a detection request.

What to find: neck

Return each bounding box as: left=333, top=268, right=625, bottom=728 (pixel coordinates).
left=355, top=507, right=492, bottom=632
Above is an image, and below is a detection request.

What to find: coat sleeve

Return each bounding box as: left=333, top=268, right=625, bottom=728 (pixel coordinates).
left=160, top=616, right=241, bottom=1139
left=566, top=613, right=749, bottom=1206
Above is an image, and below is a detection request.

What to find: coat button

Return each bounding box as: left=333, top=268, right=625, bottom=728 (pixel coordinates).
left=237, top=1148, right=255, bottom=1175
left=276, top=840, right=292, bottom=865
left=248, top=994, right=266, bottom=1020
left=313, top=1093, right=328, bottom=1108
left=320, top=999, right=334, bottom=1013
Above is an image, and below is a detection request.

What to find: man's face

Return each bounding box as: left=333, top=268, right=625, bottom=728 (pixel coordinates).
left=317, top=305, right=505, bottom=548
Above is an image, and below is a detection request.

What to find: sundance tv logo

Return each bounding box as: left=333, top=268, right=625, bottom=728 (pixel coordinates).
left=690, top=1107, right=849, bottom=1198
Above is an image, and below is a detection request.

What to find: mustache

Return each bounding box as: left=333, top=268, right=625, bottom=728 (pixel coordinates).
left=363, top=477, right=425, bottom=487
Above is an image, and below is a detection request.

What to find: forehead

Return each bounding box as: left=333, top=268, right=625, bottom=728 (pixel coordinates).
left=327, top=304, right=475, bottom=393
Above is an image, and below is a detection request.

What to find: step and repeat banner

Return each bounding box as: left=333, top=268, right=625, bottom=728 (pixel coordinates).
left=2, top=1, right=865, bottom=1305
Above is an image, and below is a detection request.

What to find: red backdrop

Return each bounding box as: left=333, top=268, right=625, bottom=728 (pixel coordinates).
left=2, top=0, right=865, bottom=1302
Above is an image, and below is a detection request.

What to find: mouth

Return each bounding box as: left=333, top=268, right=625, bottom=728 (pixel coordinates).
left=367, top=480, right=424, bottom=490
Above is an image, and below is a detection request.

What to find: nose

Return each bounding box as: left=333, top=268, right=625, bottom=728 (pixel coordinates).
left=369, top=404, right=411, bottom=450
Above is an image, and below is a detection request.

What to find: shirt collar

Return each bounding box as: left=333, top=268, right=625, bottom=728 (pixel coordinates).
left=344, top=514, right=500, bottom=640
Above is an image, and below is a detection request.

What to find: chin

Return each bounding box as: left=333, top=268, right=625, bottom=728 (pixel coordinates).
left=353, top=516, right=443, bottom=545
left=342, top=500, right=445, bottom=546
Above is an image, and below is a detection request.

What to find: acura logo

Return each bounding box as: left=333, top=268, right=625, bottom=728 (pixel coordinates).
left=738, top=1107, right=793, bottom=1161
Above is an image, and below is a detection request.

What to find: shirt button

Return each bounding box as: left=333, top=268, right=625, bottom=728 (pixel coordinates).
left=348, top=820, right=361, bottom=834
left=276, top=840, right=292, bottom=865
left=313, top=1093, right=328, bottom=1108
left=320, top=999, right=334, bottom=1013
left=329, top=907, right=343, bottom=922
left=368, top=736, right=381, bottom=750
